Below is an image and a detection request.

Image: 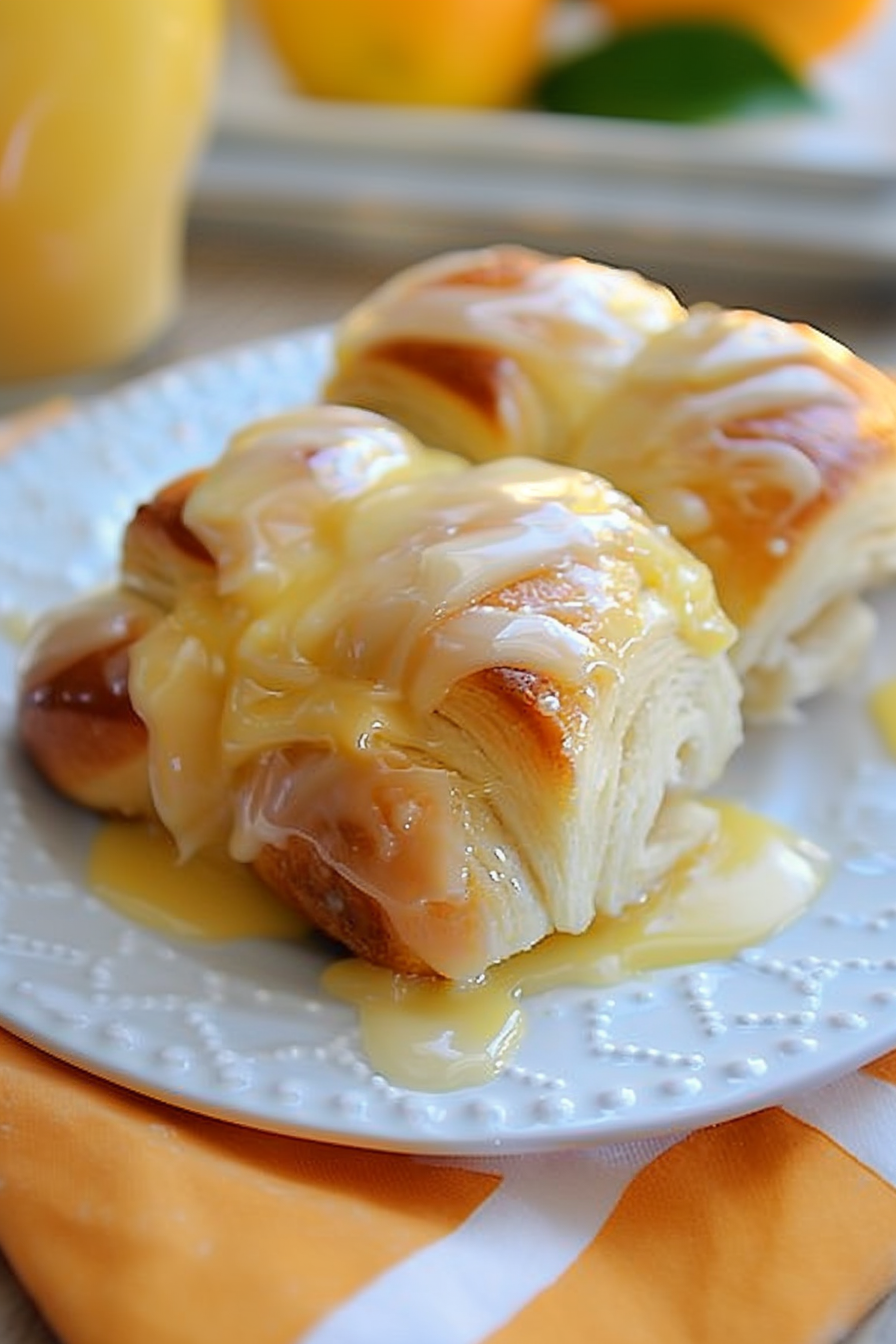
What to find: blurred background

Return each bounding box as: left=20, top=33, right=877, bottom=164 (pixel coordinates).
left=2, top=0, right=895, bottom=414
left=201, top=0, right=896, bottom=288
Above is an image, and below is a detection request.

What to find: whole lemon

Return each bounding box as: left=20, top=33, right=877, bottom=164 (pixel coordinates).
left=251, top=0, right=555, bottom=108
left=593, top=0, right=883, bottom=67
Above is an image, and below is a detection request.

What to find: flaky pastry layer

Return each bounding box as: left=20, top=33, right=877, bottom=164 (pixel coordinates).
left=325, top=245, right=896, bottom=719
left=17, top=405, right=742, bottom=979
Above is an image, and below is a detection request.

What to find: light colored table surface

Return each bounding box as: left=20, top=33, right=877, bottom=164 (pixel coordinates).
left=2, top=220, right=896, bottom=1343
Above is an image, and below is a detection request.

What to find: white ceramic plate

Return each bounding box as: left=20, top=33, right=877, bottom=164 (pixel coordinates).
left=2, top=329, right=896, bottom=1156
left=194, top=4, right=896, bottom=281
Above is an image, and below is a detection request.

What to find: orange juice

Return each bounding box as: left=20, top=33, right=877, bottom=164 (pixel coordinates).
left=0, top=0, right=222, bottom=381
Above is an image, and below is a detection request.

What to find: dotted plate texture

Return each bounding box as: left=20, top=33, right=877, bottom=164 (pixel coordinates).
left=1, top=329, right=896, bottom=1155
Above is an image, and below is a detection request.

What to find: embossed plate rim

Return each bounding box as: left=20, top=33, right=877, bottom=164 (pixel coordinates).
left=1, top=328, right=896, bottom=1155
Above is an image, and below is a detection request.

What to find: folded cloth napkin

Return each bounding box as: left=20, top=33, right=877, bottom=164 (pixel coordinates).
left=1, top=1028, right=896, bottom=1344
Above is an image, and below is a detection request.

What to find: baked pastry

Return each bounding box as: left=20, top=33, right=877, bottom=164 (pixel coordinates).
left=18, top=471, right=215, bottom=818
left=567, top=305, right=896, bottom=719
left=18, top=588, right=163, bottom=817
left=326, top=246, right=896, bottom=720
left=17, top=405, right=742, bottom=980
left=324, top=243, right=685, bottom=462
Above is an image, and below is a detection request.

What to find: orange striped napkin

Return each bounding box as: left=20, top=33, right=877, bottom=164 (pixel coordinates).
left=1, top=1028, right=896, bottom=1344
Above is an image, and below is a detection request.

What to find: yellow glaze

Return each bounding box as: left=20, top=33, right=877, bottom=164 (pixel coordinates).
left=89, top=819, right=308, bottom=941
left=88, top=799, right=827, bottom=1090
left=0, top=609, right=31, bottom=644
left=869, top=677, right=896, bottom=757
left=128, top=408, right=734, bottom=877
left=326, top=799, right=828, bottom=1089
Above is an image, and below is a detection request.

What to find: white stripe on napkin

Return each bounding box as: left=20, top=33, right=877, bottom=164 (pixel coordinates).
left=300, top=1137, right=677, bottom=1344
left=786, top=1071, right=896, bottom=1187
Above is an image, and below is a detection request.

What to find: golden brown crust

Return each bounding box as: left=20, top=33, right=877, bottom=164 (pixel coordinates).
left=433, top=247, right=544, bottom=289
left=683, top=395, right=896, bottom=628
left=325, top=244, right=685, bottom=467
left=18, top=631, right=154, bottom=816
left=459, top=665, right=571, bottom=771
left=17, top=470, right=211, bottom=816
left=358, top=338, right=508, bottom=424
left=252, top=835, right=438, bottom=976
left=122, top=470, right=213, bottom=606
left=435, top=570, right=604, bottom=797
left=252, top=776, right=535, bottom=980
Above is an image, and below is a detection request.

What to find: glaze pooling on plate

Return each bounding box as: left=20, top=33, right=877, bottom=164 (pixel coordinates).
left=1, top=329, right=896, bottom=1155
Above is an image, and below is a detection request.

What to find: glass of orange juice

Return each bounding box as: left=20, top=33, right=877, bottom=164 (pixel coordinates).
left=0, top=0, right=222, bottom=383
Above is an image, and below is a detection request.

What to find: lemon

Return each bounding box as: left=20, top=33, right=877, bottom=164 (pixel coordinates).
left=252, top=0, right=554, bottom=108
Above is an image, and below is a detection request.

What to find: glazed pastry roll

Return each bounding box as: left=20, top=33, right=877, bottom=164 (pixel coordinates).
left=134, top=407, right=742, bottom=977
left=18, top=588, right=163, bottom=817
left=17, top=406, right=742, bottom=981
left=18, top=469, right=215, bottom=818
left=566, top=305, right=896, bottom=719
left=324, top=244, right=685, bottom=463
left=328, top=245, right=896, bottom=720
left=121, top=470, right=214, bottom=609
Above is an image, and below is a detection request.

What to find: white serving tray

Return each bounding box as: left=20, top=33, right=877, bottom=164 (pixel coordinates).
left=193, top=2, right=896, bottom=281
